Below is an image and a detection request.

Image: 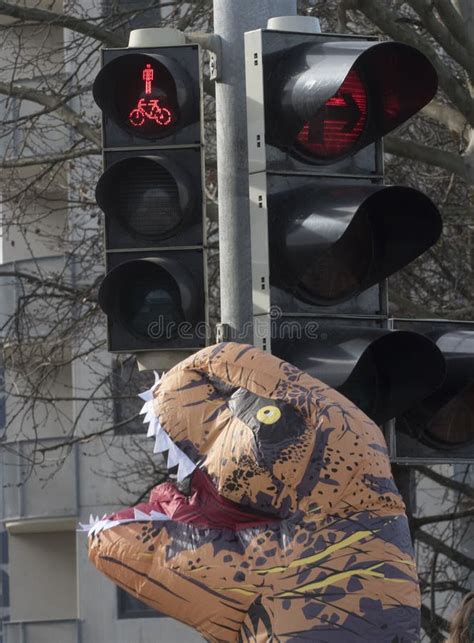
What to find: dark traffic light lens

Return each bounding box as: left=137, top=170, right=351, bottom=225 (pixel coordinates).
left=98, top=256, right=202, bottom=348
left=426, top=384, right=474, bottom=447
left=118, top=160, right=181, bottom=238
left=295, top=69, right=368, bottom=161
left=96, top=156, right=194, bottom=243
left=298, top=214, right=373, bottom=303
left=119, top=268, right=184, bottom=341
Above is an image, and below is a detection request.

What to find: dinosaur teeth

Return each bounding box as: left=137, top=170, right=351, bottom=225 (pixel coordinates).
left=140, top=375, right=197, bottom=484
left=153, top=426, right=174, bottom=454
left=139, top=399, right=152, bottom=416
left=166, top=442, right=182, bottom=469
left=152, top=426, right=197, bottom=482
left=78, top=508, right=172, bottom=537
left=177, top=456, right=196, bottom=482
left=134, top=508, right=152, bottom=520
left=78, top=371, right=197, bottom=537
left=147, top=416, right=161, bottom=438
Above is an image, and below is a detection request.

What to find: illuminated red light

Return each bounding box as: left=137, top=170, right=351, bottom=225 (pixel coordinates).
left=296, top=68, right=367, bottom=161
left=129, top=64, right=175, bottom=128
left=143, top=63, right=153, bottom=95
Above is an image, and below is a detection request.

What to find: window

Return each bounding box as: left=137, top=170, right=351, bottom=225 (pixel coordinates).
left=117, top=587, right=163, bottom=619
left=111, top=357, right=154, bottom=435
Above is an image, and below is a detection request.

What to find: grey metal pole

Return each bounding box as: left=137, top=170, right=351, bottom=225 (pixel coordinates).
left=213, top=0, right=297, bottom=344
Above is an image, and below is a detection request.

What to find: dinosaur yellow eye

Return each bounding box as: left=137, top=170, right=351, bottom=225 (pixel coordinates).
left=256, top=405, right=281, bottom=425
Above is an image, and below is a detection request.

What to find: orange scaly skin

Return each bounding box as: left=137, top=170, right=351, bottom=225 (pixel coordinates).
left=88, top=343, right=420, bottom=642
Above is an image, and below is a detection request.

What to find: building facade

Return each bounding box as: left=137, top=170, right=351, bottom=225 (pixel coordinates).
left=0, top=1, right=202, bottom=641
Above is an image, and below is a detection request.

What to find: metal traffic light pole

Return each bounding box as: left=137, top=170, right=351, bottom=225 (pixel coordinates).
left=213, top=0, right=297, bottom=344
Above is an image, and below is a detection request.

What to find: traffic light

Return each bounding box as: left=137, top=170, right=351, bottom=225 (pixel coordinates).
left=93, top=39, right=207, bottom=355
left=392, top=319, right=474, bottom=463
left=244, top=20, right=472, bottom=453
left=273, top=325, right=446, bottom=426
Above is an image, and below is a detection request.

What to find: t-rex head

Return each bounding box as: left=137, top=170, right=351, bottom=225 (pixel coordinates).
left=152, top=342, right=324, bottom=518
left=86, top=343, right=420, bottom=643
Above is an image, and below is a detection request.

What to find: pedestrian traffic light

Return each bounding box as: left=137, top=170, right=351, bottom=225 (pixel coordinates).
left=93, top=38, right=207, bottom=355
left=244, top=19, right=459, bottom=457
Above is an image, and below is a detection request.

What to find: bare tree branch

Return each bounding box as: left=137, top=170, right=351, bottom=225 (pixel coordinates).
left=421, top=603, right=450, bottom=639
left=36, top=414, right=140, bottom=455
left=432, top=0, right=474, bottom=55
left=0, top=146, right=100, bottom=168
left=407, top=0, right=474, bottom=79
left=414, top=465, right=474, bottom=499
left=0, top=80, right=100, bottom=145
left=346, top=0, right=474, bottom=126
left=416, top=530, right=474, bottom=570
left=421, top=100, right=468, bottom=139
left=385, top=135, right=468, bottom=179
left=413, top=509, right=474, bottom=528
left=0, top=1, right=125, bottom=47
left=0, top=269, right=97, bottom=299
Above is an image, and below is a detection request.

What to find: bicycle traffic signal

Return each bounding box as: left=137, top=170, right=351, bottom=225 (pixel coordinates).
left=94, top=37, right=207, bottom=356
left=244, top=19, right=474, bottom=460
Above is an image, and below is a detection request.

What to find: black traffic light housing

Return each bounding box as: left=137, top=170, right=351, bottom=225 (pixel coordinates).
left=96, top=149, right=203, bottom=249
left=245, top=27, right=441, bottom=339
left=245, top=22, right=473, bottom=463
left=94, top=42, right=207, bottom=355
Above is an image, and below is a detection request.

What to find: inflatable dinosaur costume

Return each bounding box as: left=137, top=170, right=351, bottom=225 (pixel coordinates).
left=86, top=342, right=420, bottom=641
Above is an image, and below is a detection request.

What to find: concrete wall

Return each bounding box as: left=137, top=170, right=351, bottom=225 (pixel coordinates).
left=9, top=531, right=76, bottom=621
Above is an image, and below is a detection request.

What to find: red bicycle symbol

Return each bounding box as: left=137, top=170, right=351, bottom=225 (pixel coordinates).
left=129, top=98, right=173, bottom=128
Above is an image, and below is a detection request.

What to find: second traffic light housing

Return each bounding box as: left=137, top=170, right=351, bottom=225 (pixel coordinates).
left=244, top=22, right=474, bottom=463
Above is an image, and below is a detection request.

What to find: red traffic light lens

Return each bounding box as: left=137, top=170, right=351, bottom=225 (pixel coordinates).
left=295, top=68, right=367, bottom=161
left=119, top=59, right=178, bottom=136
left=94, top=54, right=182, bottom=139
left=127, top=62, right=177, bottom=133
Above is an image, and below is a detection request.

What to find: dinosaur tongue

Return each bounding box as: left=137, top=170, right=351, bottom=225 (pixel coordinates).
left=113, top=469, right=278, bottom=531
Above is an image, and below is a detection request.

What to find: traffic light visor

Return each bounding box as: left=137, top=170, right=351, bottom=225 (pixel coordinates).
left=273, top=329, right=445, bottom=424
left=271, top=41, right=437, bottom=162
left=271, top=184, right=441, bottom=305
left=340, top=331, right=445, bottom=423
